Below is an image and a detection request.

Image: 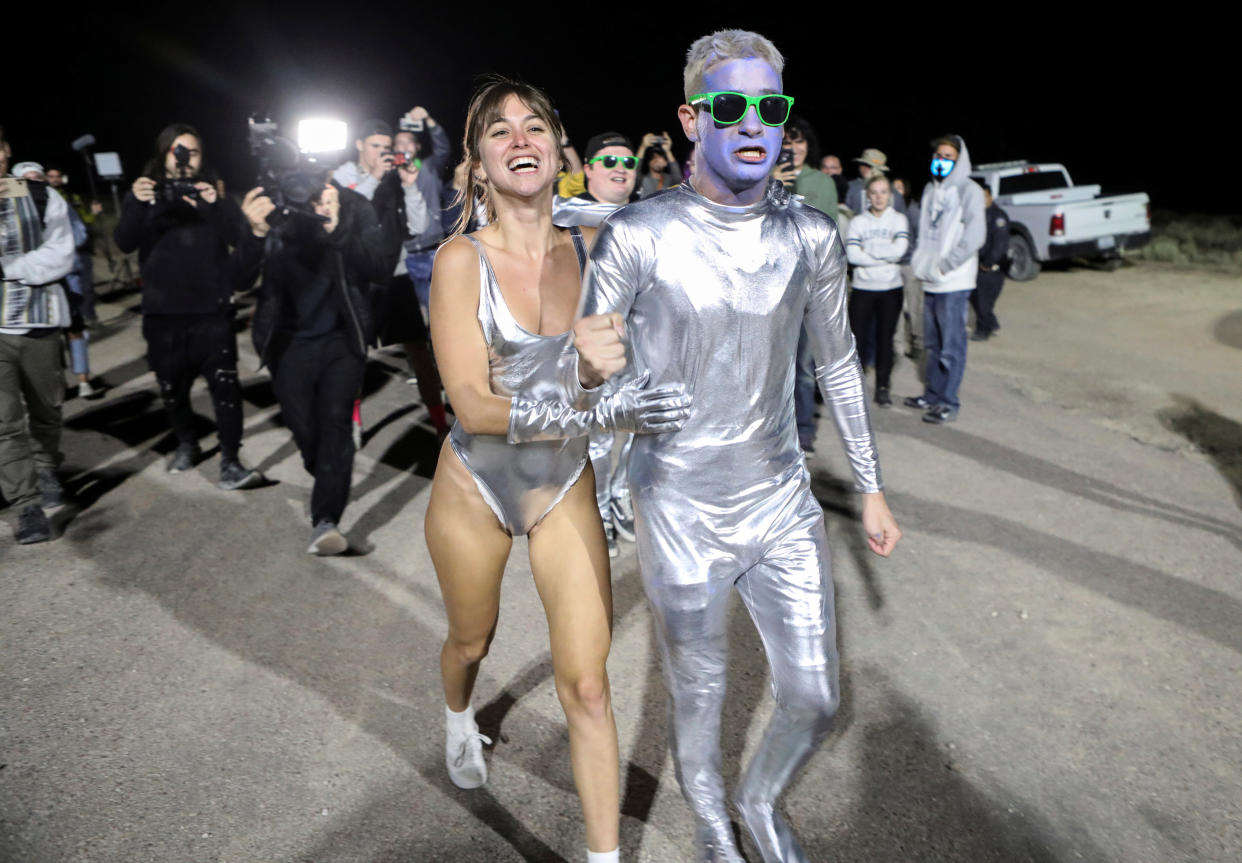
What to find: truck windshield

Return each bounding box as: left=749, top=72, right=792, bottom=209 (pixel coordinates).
left=998, top=171, right=1071, bottom=194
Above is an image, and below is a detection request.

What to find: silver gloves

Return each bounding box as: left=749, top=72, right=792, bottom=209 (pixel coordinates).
left=508, top=372, right=691, bottom=444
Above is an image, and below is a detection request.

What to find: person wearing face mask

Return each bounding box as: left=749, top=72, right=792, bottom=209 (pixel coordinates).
left=559, top=30, right=901, bottom=863
left=904, top=134, right=986, bottom=424
left=845, top=174, right=910, bottom=407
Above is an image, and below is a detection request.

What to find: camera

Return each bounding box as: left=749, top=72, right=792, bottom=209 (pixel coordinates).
left=156, top=142, right=201, bottom=202
left=389, top=151, right=421, bottom=171
left=248, top=116, right=330, bottom=224
left=156, top=178, right=202, bottom=203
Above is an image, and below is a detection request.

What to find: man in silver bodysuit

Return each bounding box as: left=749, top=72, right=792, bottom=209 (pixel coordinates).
left=568, top=30, right=902, bottom=863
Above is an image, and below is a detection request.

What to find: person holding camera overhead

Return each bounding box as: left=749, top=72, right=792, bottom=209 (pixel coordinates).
left=332, top=118, right=431, bottom=446
left=114, top=123, right=264, bottom=490
left=634, top=131, right=682, bottom=199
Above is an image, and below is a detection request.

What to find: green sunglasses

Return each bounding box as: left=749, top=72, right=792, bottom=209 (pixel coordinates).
left=588, top=154, right=639, bottom=170
left=689, top=91, right=795, bottom=127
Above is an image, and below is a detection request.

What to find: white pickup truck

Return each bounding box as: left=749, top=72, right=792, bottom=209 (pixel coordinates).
left=970, top=161, right=1150, bottom=281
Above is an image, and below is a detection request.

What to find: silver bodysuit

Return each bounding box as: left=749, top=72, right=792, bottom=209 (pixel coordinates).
left=449, top=228, right=590, bottom=536
left=580, top=180, right=881, bottom=863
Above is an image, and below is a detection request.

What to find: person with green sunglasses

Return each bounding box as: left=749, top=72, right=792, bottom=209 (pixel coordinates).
left=564, top=28, right=902, bottom=863
left=688, top=90, right=795, bottom=127
left=552, top=130, right=641, bottom=559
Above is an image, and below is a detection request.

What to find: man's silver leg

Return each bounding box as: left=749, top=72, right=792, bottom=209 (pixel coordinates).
left=733, top=491, right=840, bottom=863
left=643, top=572, right=746, bottom=863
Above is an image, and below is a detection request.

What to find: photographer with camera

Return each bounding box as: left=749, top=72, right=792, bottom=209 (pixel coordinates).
left=245, top=173, right=399, bottom=554
left=113, top=122, right=263, bottom=489
left=634, top=131, right=681, bottom=199
left=332, top=118, right=432, bottom=444
left=374, top=106, right=450, bottom=439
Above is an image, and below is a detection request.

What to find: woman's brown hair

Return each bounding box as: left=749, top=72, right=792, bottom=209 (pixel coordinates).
left=448, top=77, right=565, bottom=239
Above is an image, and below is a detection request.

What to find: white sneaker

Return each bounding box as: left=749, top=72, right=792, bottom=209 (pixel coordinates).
left=78, top=379, right=95, bottom=399
left=446, top=722, right=492, bottom=789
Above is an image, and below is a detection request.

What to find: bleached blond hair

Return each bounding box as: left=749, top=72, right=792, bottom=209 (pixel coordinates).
left=683, top=30, right=785, bottom=102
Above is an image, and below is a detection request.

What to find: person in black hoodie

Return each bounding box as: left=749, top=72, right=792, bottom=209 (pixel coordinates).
left=113, top=123, right=262, bottom=488
left=246, top=178, right=398, bottom=554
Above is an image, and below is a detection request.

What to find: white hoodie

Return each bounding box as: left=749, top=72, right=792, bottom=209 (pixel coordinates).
left=911, top=136, right=985, bottom=294
left=846, top=206, right=910, bottom=290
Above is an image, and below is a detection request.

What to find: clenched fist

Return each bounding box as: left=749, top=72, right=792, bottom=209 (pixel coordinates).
left=573, top=313, right=627, bottom=388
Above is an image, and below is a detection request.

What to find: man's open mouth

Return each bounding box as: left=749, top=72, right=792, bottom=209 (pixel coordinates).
left=735, top=147, right=767, bottom=164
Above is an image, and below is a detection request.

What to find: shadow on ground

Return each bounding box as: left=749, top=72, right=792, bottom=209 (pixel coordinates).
left=1159, top=394, right=1242, bottom=510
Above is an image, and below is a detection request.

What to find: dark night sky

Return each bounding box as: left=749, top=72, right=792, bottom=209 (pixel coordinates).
left=8, top=8, right=1227, bottom=215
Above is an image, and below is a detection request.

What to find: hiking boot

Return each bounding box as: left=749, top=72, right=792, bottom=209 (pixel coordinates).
left=308, top=521, right=348, bottom=556
left=17, top=504, right=51, bottom=544
left=219, top=458, right=263, bottom=491
left=610, top=492, right=635, bottom=542
left=37, top=469, right=65, bottom=509
left=168, top=442, right=201, bottom=473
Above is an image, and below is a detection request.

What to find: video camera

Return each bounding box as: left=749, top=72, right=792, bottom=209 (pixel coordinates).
left=248, top=116, right=332, bottom=224
left=154, top=143, right=201, bottom=203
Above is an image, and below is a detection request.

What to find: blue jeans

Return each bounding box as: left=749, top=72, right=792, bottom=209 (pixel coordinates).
left=921, top=290, right=970, bottom=410
left=406, top=249, right=436, bottom=312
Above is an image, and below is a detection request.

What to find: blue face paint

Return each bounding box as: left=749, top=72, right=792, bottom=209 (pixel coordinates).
left=692, top=58, right=785, bottom=205
left=931, top=156, right=956, bottom=179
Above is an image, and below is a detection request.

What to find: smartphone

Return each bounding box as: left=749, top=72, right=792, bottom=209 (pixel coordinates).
left=777, top=147, right=795, bottom=168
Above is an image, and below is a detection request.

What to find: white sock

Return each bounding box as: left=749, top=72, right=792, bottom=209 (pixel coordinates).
left=586, top=849, right=619, bottom=863
left=445, top=704, right=476, bottom=735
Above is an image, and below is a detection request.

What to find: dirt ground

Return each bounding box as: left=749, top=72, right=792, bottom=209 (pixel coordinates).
left=2, top=257, right=1240, bottom=863
left=964, top=260, right=1242, bottom=502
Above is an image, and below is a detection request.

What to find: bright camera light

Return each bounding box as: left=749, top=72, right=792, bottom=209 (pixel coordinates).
left=297, top=119, right=347, bottom=154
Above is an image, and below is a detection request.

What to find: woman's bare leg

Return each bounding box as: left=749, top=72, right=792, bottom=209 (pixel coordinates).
left=425, top=437, right=513, bottom=710
left=529, top=466, right=620, bottom=853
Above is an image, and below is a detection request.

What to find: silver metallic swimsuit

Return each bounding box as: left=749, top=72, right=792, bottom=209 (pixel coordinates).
left=448, top=228, right=590, bottom=536
left=580, top=180, right=881, bottom=863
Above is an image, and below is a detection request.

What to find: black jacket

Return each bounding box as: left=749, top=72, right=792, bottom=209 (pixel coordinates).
left=980, top=203, right=1011, bottom=270
left=249, top=184, right=399, bottom=365
left=114, top=190, right=246, bottom=316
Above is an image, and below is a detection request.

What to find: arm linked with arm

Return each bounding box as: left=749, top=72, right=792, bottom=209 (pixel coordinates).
left=804, top=228, right=883, bottom=493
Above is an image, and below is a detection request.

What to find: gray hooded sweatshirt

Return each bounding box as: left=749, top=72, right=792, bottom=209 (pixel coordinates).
left=912, top=135, right=985, bottom=294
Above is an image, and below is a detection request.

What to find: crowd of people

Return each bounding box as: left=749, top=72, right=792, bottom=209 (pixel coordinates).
left=1, top=27, right=1016, bottom=862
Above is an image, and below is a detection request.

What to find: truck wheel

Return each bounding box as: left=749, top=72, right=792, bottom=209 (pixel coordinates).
left=1007, top=234, right=1040, bottom=282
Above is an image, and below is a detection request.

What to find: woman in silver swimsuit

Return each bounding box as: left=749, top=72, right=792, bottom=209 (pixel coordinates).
left=422, top=80, right=620, bottom=862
